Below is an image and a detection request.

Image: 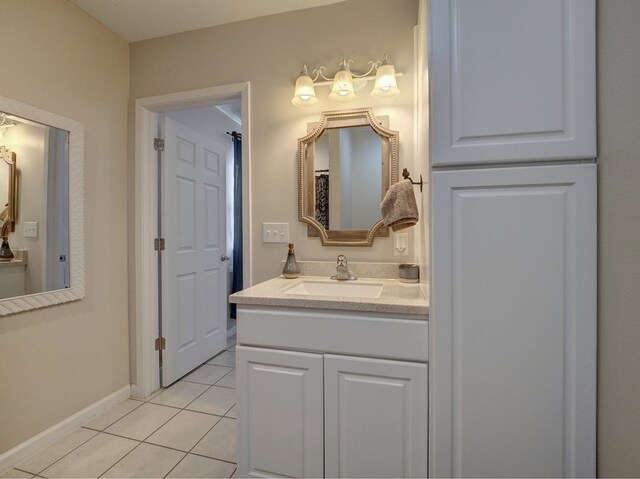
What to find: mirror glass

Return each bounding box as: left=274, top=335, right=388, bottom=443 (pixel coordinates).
left=313, top=126, right=382, bottom=230
left=0, top=94, right=84, bottom=315
left=299, top=109, right=398, bottom=246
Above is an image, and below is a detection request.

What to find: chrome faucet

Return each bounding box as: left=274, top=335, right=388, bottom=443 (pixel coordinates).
left=331, top=255, right=358, bottom=281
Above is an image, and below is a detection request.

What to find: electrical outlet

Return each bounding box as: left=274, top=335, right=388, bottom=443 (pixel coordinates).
left=393, top=232, right=409, bottom=256
left=262, top=223, right=289, bottom=244
left=23, top=222, right=38, bottom=238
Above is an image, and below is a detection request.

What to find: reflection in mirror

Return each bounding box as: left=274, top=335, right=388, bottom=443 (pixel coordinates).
left=0, top=146, right=16, bottom=234
left=0, top=94, right=83, bottom=315
left=0, top=113, right=70, bottom=299
left=314, top=126, right=382, bottom=230
left=299, top=109, right=398, bottom=247
left=0, top=146, right=17, bottom=264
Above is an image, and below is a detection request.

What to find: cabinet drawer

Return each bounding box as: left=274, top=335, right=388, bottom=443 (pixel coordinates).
left=237, top=306, right=428, bottom=362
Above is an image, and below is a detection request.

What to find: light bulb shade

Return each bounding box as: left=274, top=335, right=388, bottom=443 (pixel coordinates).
left=329, top=69, right=356, bottom=102
left=291, top=72, right=318, bottom=106
left=371, top=62, right=400, bottom=98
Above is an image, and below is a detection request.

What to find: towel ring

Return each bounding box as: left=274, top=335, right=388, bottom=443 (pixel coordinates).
left=402, top=168, right=423, bottom=193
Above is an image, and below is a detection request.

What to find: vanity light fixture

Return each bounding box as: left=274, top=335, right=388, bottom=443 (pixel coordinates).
left=291, top=65, right=319, bottom=106
left=0, top=113, right=16, bottom=129
left=0, top=113, right=16, bottom=140
left=291, top=55, right=402, bottom=107
left=329, top=60, right=356, bottom=102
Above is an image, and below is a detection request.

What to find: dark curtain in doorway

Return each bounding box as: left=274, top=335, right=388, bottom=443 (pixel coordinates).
left=315, top=173, right=329, bottom=230
left=229, top=131, right=243, bottom=319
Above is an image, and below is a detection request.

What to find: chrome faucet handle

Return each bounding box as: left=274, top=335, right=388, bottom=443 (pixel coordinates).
left=331, top=255, right=358, bottom=281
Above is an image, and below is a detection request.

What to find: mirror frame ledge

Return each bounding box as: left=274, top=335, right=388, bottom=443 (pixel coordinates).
left=298, top=108, right=399, bottom=247
left=0, top=95, right=85, bottom=316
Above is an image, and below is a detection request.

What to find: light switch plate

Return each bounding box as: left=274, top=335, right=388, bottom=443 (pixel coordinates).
left=393, top=231, right=409, bottom=256
left=263, top=223, right=289, bottom=244
left=23, top=222, right=38, bottom=238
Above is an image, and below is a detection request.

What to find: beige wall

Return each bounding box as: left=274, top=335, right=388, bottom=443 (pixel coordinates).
left=597, top=1, right=640, bottom=476
left=0, top=0, right=130, bottom=454
left=130, top=0, right=419, bottom=285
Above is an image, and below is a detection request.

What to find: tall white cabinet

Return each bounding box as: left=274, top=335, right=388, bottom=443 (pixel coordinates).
left=429, top=0, right=596, bottom=166
left=428, top=0, right=597, bottom=477
left=431, top=165, right=596, bottom=477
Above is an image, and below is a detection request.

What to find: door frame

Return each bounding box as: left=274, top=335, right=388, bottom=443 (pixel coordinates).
left=132, top=82, right=251, bottom=398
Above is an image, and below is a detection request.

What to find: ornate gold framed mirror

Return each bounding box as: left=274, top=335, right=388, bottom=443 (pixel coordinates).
left=298, top=108, right=398, bottom=247
left=0, top=146, right=17, bottom=235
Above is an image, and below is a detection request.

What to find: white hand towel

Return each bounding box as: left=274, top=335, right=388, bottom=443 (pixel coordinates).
left=380, top=179, right=419, bottom=231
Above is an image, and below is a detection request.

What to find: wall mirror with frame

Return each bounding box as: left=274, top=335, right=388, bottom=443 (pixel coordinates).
left=0, top=95, right=84, bottom=314
left=298, top=108, right=398, bottom=247
left=0, top=146, right=17, bottom=236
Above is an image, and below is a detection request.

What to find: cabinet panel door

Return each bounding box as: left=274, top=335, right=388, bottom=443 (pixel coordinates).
left=430, top=164, right=596, bottom=477
left=429, top=0, right=596, bottom=166
left=324, top=355, right=428, bottom=478
left=236, top=346, right=324, bottom=478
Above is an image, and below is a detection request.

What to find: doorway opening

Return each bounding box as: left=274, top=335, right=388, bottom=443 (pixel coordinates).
left=133, top=83, right=251, bottom=399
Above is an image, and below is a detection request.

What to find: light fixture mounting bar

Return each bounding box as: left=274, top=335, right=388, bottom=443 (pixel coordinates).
left=312, top=72, right=404, bottom=87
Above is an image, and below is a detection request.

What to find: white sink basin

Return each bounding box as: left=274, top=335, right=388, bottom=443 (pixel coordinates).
left=284, top=280, right=384, bottom=299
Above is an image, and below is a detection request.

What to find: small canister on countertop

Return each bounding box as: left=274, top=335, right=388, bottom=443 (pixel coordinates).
left=399, top=264, right=419, bottom=283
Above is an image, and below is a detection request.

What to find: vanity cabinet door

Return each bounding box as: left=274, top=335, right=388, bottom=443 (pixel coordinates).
left=429, top=0, right=596, bottom=166
left=430, top=164, right=596, bottom=477
left=324, top=354, right=428, bottom=478
left=236, top=346, right=324, bottom=478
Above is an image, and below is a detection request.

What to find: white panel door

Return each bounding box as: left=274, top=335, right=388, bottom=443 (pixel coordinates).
left=324, top=354, right=428, bottom=478
left=430, top=164, right=596, bottom=477
left=162, top=116, right=227, bottom=385
left=237, top=346, right=324, bottom=479
left=429, top=0, right=596, bottom=166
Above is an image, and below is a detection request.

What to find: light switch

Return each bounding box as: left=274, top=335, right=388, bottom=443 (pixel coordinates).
left=23, top=222, right=38, bottom=238
left=394, top=231, right=408, bottom=256
left=263, top=223, right=289, bottom=244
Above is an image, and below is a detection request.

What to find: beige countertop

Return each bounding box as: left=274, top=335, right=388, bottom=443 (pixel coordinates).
left=229, top=275, right=429, bottom=317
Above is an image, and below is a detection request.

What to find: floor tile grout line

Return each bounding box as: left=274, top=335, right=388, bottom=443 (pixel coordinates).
left=148, top=382, right=214, bottom=410
left=164, top=345, right=238, bottom=478
left=96, top=439, right=145, bottom=479
left=17, top=427, right=101, bottom=476
left=81, top=399, right=146, bottom=433
left=161, top=348, right=237, bottom=477
left=211, top=383, right=236, bottom=391
left=129, top=351, right=237, bottom=474
left=162, top=452, right=184, bottom=479
left=15, top=347, right=236, bottom=479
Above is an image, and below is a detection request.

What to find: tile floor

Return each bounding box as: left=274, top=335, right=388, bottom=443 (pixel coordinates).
left=1, top=336, right=238, bottom=479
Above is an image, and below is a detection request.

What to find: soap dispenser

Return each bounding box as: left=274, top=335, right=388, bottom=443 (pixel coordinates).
left=282, top=243, right=300, bottom=279
left=0, top=236, right=14, bottom=262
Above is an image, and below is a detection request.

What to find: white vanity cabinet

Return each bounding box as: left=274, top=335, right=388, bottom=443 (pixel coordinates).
left=429, top=0, right=596, bottom=166
left=234, top=304, right=429, bottom=479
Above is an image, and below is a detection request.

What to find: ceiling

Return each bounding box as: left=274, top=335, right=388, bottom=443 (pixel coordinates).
left=69, top=0, right=349, bottom=42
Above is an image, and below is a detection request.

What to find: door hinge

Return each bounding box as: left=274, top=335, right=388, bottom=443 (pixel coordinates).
left=154, top=138, right=165, bottom=151
left=155, top=337, right=166, bottom=351
left=154, top=238, right=165, bottom=251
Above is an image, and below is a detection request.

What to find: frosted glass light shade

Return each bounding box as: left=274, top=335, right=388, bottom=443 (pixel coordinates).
left=291, top=70, right=318, bottom=106
left=329, top=69, right=356, bottom=102
left=371, top=62, right=400, bottom=98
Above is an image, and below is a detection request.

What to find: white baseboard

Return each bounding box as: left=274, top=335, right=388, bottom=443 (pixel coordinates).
left=0, top=384, right=131, bottom=473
